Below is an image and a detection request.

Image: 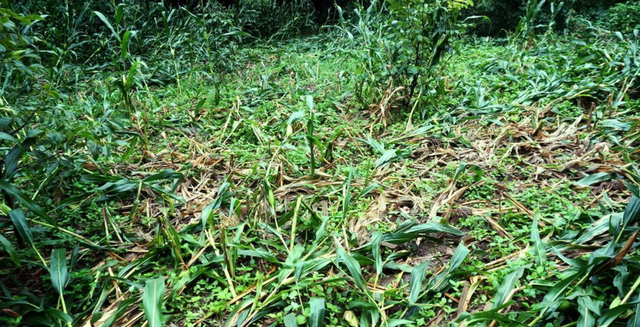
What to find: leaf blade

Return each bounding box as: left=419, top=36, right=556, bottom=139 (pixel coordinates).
left=93, top=11, right=120, bottom=41
left=0, top=233, right=20, bottom=267
left=309, top=297, right=325, bottom=327
left=9, top=209, right=33, bottom=245
left=143, top=278, right=165, bottom=327
left=1, top=183, right=54, bottom=225
left=492, top=266, right=525, bottom=309
left=531, top=213, right=546, bottom=265
left=409, top=260, right=430, bottom=304
left=50, top=248, right=68, bottom=295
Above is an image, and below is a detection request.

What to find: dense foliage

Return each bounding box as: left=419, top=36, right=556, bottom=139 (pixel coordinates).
left=335, top=0, right=472, bottom=112
left=605, top=0, right=640, bottom=34
left=466, top=0, right=630, bottom=36
left=1, top=0, right=640, bottom=326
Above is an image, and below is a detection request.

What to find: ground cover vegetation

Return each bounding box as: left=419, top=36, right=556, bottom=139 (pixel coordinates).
left=1, top=0, right=640, bottom=326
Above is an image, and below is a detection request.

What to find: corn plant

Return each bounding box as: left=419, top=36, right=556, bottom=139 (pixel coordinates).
left=337, top=0, right=472, bottom=113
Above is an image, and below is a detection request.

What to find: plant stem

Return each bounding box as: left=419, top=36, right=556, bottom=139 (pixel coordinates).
left=621, top=273, right=640, bottom=305
left=60, top=294, right=72, bottom=327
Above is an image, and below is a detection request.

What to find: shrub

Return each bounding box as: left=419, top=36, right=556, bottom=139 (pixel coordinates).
left=605, top=0, right=640, bottom=33
left=0, top=5, right=44, bottom=99
left=337, top=0, right=472, bottom=113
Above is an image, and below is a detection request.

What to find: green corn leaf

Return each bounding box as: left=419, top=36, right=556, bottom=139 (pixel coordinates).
left=70, top=244, right=80, bottom=271
left=409, top=260, right=430, bottom=304
left=626, top=182, right=640, bottom=198
left=4, top=145, right=25, bottom=180
left=237, top=249, right=279, bottom=264
left=406, top=223, right=464, bottom=235
left=224, top=299, right=253, bottom=327
left=264, top=180, right=275, bottom=209
left=0, top=132, right=17, bottom=143
left=631, top=303, right=640, bottom=327
left=535, top=271, right=582, bottom=312
left=309, top=297, right=325, bottom=327
left=284, top=313, right=299, bottom=327
left=307, top=105, right=316, bottom=178
left=236, top=309, right=249, bottom=326
left=375, top=149, right=397, bottom=169
left=371, top=231, right=383, bottom=276
left=193, top=98, right=206, bottom=117
left=315, top=216, right=330, bottom=243
left=142, top=169, right=183, bottom=184
left=445, top=243, right=470, bottom=273
left=531, top=213, right=546, bottom=264
left=388, top=319, right=413, bottom=327
left=124, top=60, right=140, bottom=89
left=0, top=202, right=10, bottom=215
left=286, top=111, right=305, bottom=136
left=362, top=137, right=385, bottom=154
left=121, top=30, right=132, bottom=60
left=143, top=278, right=165, bottom=327
left=382, top=222, right=463, bottom=245
left=579, top=296, right=603, bottom=316
left=0, top=233, right=20, bottom=267
left=287, top=111, right=305, bottom=126
left=1, top=182, right=54, bottom=225
left=369, top=309, right=380, bottom=327
left=296, top=257, right=332, bottom=281
left=551, top=246, right=586, bottom=267
left=430, top=244, right=469, bottom=292
left=336, top=246, right=368, bottom=294
left=341, top=167, right=353, bottom=220
left=354, top=183, right=379, bottom=202
left=456, top=307, right=527, bottom=325
left=492, top=266, right=525, bottom=309
left=278, top=244, right=305, bottom=283
left=598, top=303, right=637, bottom=327
left=40, top=309, right=73, bottom=324
left=576, top=216, right=610, bottom=244
left=622, top=196, right=640, bottom=233
left=93, top=11, right=120, bottom=41
left=305, top=95, right=315, bottom=111
left=452, top=162, right=470, bottom=180
left=449, top=244, right=470, bottom=271
left=200, top=182, right=231, bottom=229
left=601, top=119, right=631, bottom=131
left=33, top=166, right=61, bottom=200
left=9, top=209, right=33, bottom=245
left=50, top=248, right=68, bottom=295
left=100, top=297, right=137, bottom=327
left=575, top=173, right=612, bottom=186
left=576, top=296, right=596, bottom=327
left=115, top=3, right=124, bottom=24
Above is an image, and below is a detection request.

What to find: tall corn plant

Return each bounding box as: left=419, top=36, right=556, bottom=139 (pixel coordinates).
left=386, top=0, right=473, bottom=106
left=337, top=0, right=472, bottom=111
left=514, top=0, right=546, bottom=43
left=514, top=0, right=564, bottom=46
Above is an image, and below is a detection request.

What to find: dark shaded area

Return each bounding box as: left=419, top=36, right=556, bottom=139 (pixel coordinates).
left=163, top=0, right=363, bottom=24
left=465, top=0, right=629, bottom=36
left=160, top=0, right=635, bottom=36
